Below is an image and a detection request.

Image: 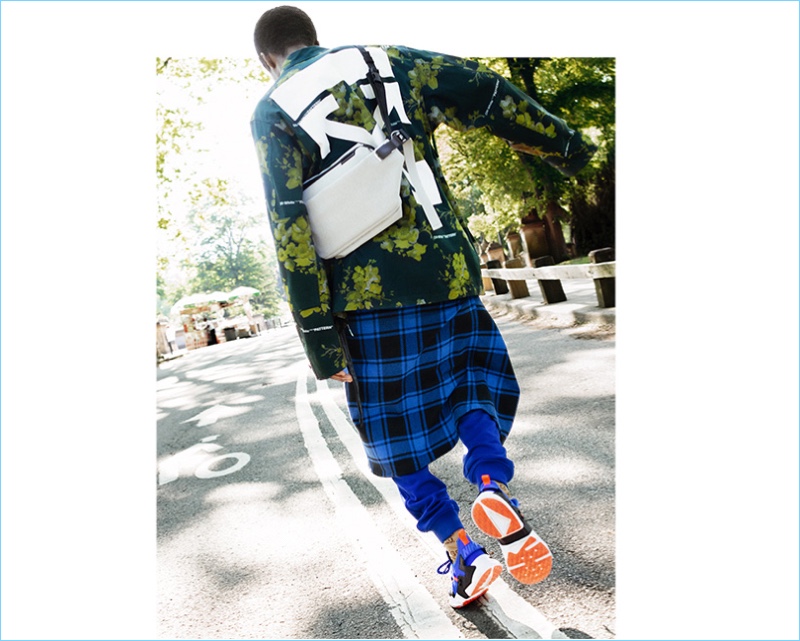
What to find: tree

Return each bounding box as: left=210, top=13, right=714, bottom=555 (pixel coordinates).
left=436, top=57, right=615, bottom=259
left=506, top=57, right=615, bottom=257
left=437, top=125, right=536, bottom=242
left=155, top=56, right=285, bottom=317
left=188, top=180, right=284, bottom=316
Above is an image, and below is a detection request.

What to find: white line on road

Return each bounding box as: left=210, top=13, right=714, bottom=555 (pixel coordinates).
left=315, top=378, right=568, bottom=640
left=294, top=368, right=463, bottom=640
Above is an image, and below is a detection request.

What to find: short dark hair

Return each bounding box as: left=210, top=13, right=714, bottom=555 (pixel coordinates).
left=254, top=6, right=317, bottom=57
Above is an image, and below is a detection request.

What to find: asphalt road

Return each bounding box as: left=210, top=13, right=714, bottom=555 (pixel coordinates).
left=156, top=312, right=615, bottom=639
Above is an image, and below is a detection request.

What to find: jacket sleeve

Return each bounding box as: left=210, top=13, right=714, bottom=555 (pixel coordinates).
left=393, top=48, right=596, bottom=177
left=251, top=112, right=347, bottom=380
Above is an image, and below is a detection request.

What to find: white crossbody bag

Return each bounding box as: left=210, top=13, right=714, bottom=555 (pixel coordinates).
left=301, top=47, right=441, bottom=259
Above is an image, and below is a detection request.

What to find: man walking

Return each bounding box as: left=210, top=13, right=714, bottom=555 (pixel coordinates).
left=251, top=5, right=596, bottom=608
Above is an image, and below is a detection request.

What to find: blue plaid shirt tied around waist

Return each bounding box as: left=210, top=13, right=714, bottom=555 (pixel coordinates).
left=344, top=296, right=520, bottom=478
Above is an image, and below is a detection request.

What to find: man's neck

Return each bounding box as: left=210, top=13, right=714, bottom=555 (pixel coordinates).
left=272, top=44, right=314, bottom=78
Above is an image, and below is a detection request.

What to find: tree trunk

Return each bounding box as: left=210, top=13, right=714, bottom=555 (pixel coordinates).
left=543, top=201, right=569, bottom=263
left=505, top=57, right=548, bottom=102
left=569, top=151, right=616, bottom=256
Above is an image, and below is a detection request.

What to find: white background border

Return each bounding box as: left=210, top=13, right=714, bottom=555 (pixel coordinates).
left=2, top=2, right=799, bottom=639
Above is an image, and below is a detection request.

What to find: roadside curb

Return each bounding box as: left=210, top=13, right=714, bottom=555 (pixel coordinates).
left=481, top=293, right=616, bottom=328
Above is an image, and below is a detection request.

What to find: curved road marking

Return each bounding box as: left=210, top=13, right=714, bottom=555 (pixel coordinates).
left=295, top=368, right=463, bottom=639
left=315, top=378, right=568, bottom=640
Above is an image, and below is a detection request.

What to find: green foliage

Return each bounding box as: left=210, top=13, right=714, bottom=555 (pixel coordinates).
left=155, top=103, right=203, bottom=233
left=436, top=57, right=615, bottom=250
left=188, top=188, right=284, bottom=317
left=438, top=126, right=536, bottom=240
left=156, top=56, right=270, bottom=100
left=156, top=56, right=283, bottom=318
left=529, top=57, right=615, bottom=147
left=155, top=56, right=267, bottom=235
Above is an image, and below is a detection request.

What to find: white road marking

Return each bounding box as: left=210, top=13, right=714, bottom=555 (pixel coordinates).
left=315, top=378, right=568, bottom=640
left=181, top=404, right=248, bottom=427
left=157, top=437, right=252, bottom=485
left=193, top=452, right=250, bottom=479
left=295, top=369, right=463, bottom=640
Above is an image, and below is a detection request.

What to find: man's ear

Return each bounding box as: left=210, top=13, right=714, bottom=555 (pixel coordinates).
left=259, top=52, right=282, bottom=79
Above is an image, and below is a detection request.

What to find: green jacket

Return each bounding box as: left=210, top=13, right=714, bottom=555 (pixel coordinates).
left=251, top=45, right=595, bottom=379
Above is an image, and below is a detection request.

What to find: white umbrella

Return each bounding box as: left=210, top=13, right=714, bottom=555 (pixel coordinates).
left=170, top=292, right=228, bottom=315
left=209, top=291, right=230, bottom=303
left=229, top=286, right=260, bottom=299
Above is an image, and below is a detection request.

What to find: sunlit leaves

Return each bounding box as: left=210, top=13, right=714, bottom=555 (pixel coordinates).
left=156, top=56, right=281, bottom=318
left=436, top=57, right=615, bottom=244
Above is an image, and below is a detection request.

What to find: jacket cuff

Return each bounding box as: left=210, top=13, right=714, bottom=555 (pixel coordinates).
left=296, top=323, right=347, bottom=380
left=548, top=130, right=597, bottom=177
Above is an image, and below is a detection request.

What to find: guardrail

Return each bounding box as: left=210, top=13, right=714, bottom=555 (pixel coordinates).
left=481, top=247, right=616, bottom=308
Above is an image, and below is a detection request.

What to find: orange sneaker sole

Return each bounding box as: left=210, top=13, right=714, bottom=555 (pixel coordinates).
left=471, top=494, right=526, bottom=539
left=503, top=534, right=552, bottom=584
left=471, top=491, right=553, bottom=585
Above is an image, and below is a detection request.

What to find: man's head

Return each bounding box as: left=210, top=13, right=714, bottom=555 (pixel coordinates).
left=254, top=6, right=318, bottom=79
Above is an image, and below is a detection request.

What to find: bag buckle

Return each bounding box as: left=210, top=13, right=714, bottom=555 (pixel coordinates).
left=376, top=129, right=409, bottom=159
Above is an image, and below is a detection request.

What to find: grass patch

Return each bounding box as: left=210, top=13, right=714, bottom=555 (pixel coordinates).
left=558, top=256, right=591, bottom=265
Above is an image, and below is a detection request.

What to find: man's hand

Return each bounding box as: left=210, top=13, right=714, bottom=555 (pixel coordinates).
left=508, top=142, right=547, bottom=157
left=330, top=369, right=353, bottom=383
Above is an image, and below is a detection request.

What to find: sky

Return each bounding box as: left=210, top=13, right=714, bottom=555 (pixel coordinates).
left=157, top=63, right=267, bottom=197
left=3, top=2, right=799, bottom=640
left=156, top=60, right=272, bottom=291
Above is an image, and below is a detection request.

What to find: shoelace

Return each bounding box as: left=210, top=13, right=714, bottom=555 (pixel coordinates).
left=438, top=537, right=486, bottom=575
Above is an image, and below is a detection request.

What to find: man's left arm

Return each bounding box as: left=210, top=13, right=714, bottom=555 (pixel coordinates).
left=404, top=49, right=597, bottom=177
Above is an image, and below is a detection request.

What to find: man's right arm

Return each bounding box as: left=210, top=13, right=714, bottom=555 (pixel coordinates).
left=251, top=112, right=347, bottom=380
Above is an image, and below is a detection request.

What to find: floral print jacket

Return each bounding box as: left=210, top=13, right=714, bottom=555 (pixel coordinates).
left=251, top=45, right=595, bottom=379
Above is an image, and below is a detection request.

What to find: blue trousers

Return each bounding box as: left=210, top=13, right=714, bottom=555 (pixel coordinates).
left=391, top=409, right=515, bottom=542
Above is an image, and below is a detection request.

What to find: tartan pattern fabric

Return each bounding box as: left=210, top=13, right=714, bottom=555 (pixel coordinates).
left=344, top=296, right=520, bottom=478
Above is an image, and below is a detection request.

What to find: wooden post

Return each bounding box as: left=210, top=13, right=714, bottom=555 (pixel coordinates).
left=533, top=256, right=567, bottom=304
left=520, top=220, right=549, bottom=263
left=487, top=243, right=506, bottom=264
left=486, top=259, right=509, bottom=295
left=503, top=257, right=529, bottom=299
left=506, top=232, right=523, bottom=260
left=589, top=247, right=615, bottom=308
left=480, top=263, right=494, bottom=292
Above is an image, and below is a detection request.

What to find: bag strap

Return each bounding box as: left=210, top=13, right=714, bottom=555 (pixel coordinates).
left=358, top=47, right=397, bottom=143
left=399, top=140, right=442, bottom=229
left=357, top=47, right=442, bottom=230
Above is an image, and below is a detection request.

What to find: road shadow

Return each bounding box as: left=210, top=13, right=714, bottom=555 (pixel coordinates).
left=303, top=597, right=405, bottom=639
left=561, top=626, right=595, bottom=638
